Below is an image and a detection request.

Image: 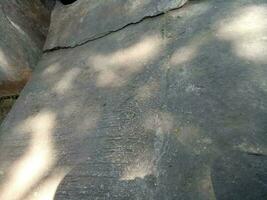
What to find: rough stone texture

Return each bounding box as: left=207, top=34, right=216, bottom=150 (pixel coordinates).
left=211, top=152, right=267, bottom=200
left=41, top=0, right=56, bottom=10
left=1, top=0, right=267, bottom=199
left=0, top=0, right=50, bottom=97
left=44, top=0, right=188, bottom=50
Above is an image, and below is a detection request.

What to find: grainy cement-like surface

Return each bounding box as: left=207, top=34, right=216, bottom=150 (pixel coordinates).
left=0, top=0, right=267, bottom=199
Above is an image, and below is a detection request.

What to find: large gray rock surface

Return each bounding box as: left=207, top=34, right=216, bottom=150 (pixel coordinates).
left=0, top=0, right=50, bottom=97
left=1, top=0, right=267, bottom=199
left=44, top=0, right=188, bottom=50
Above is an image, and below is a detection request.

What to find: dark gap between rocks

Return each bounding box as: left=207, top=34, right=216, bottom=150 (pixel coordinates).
left=0, top=95, right=19, bottom=123
left=60, top=0, right=78, bottom=5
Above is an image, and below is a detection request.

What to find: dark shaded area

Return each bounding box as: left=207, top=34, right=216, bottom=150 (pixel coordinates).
left=211, top=151, right=267, bottom=200
left=0, top=96, right=18, bottom=123
left=41, top=0, right=56, bottom=10
left=60, top=0, right=77, bottom=5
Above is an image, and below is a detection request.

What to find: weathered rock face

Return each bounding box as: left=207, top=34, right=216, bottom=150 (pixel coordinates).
left=0, top=0, right=50, bottom=97
left=44, top=0, right=188, bottom=49
left=1, top=0, right=267, bottom=199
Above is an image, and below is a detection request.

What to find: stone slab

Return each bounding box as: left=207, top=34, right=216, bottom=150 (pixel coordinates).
left=44, top=0, right=188, bottom=50
left=0, top=0, right=267, bottom=199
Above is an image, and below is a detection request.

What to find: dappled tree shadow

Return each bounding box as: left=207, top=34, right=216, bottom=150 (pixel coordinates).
left=0, top=0, right=267, bottom=199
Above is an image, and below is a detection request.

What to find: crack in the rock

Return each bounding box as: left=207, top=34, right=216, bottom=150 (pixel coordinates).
left=246, top=152, right=266, bottom=157
left=44, top=4, right=187, bottom=53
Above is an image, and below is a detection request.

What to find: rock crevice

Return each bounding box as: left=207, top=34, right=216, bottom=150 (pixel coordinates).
left=44, top=0, right=188, bottom=50
left=44, top=4, right=187, bottom=53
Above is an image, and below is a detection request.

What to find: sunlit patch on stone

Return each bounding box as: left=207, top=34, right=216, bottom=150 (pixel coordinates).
left=0, top=111, right=57, bottom=200
left=90, top=35, right=163, bottom=88
left=216, top=5, right=267, bottom=63
left=53, top=67, right=81, bottom=94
